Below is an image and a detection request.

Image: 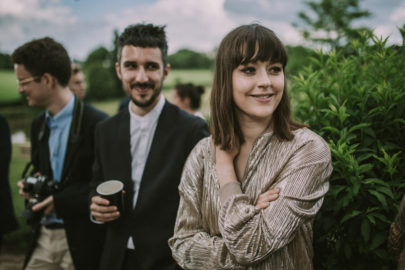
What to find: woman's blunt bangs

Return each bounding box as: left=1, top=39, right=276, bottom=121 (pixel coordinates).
left=227, top=24, right=288, bottom=68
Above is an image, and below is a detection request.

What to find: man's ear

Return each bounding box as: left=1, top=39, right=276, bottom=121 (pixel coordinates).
left=163, top=64, right=170, bottom=80
left=42, top=73, right=55, bottom=88
left=115, top=62, right=122, bottom=80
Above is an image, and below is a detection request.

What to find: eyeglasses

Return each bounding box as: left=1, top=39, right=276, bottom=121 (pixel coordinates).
left=17, top=76, right=40, bottom=87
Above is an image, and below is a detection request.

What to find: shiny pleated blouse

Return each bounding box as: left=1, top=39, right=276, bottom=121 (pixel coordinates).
left=169, top=128, right=333, bottom=270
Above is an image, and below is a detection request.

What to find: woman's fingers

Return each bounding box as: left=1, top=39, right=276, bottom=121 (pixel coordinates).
left=255, top=188, right=280, bottom=210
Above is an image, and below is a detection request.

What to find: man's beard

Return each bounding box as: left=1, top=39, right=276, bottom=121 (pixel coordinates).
left=126, top=82, right=162, bottom=108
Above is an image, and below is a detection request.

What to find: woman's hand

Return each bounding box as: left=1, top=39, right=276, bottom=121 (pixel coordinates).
left=215, top=146, right=239, bottom=187
left=255, top=188, right=280, bottom=210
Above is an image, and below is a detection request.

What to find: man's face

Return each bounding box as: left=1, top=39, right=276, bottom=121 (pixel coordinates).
left=14, top=64, right=52, bottom=108
left=116, top=45, right=169, bottom=115
left=69, top=71, right=86, bottom=99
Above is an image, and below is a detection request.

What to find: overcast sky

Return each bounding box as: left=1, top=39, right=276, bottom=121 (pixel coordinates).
left=1, top=0, right=404, bottom=60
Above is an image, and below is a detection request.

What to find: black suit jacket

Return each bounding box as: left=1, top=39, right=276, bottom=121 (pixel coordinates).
left=24, top=98, right=109, bottom=270
left=90, top=101, right=209, bottom=270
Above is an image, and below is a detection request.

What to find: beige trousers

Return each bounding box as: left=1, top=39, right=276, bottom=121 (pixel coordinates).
left=25, top=226, right=74, bottom=270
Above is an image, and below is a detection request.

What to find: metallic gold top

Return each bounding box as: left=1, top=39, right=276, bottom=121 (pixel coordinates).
left=169, top=128, right=333, bottom=269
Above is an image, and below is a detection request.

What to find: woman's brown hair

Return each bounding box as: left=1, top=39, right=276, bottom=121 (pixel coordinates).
left=210, top=24, right=306, bottom=150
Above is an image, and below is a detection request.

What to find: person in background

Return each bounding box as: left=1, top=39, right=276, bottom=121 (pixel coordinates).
left=170, top=83, right=205, bottom=119
left=12, top=37, right=108, bottom=270
left=388, top=194, right=405, bottom=270
left=169, top=23, right=332, bottom=269
left=68, top=63, right=86, bottom=99
left=0, top=113, right=19, bottom=252
left=89, top=23, right=209, bottom=270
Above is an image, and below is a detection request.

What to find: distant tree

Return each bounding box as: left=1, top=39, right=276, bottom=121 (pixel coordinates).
left=0, top=53, right=13, bottom=69
left=83, top=46, right=121, bottom=100
left=110, top=29, right=124, bottom=96
left=86, top=63, right=117, bottom=100
left=285, top=45, right=317, bottom=77
left=294, top=0, right=372, bottom=49
left=399, top=24, right=405, bottom=46
left=168, top=49, right=213, bottom=69
left=84, top=47, right=111, bottom=68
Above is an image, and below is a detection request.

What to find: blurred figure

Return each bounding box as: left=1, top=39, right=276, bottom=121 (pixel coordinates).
left=170, top=83, right=205, bottom=119
left=0, top=113, right=19, bottom=252
left=68, top=64, right=86, bottom=99
left=388, top=194, right=405, bottom=270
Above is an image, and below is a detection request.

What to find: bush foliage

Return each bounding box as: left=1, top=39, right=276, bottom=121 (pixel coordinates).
left=290, top=34, right=405, bottom=269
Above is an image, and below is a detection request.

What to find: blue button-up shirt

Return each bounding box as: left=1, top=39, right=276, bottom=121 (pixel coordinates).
left=41, top=95, right=74, bottom=225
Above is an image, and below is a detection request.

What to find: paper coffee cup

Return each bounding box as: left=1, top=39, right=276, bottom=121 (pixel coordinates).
left=96, top=180, right=124, bottom=213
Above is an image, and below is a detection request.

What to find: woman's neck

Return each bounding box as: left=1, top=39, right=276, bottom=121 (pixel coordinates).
left=238, top=115, right=272, bottom=145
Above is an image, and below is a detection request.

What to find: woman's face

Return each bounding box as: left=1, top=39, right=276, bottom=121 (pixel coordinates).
left=232, top=60, right=284, bottom=123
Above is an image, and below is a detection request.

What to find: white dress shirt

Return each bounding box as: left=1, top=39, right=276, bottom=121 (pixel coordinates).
left=127, top=95, right=165, bottom=249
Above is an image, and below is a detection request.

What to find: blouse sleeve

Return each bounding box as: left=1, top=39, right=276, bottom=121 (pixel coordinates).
left=168, top=140, right=245, bottom=270
left=388, top=194, right=405, bottom=255
left=218, top=138, right=333, bottom=265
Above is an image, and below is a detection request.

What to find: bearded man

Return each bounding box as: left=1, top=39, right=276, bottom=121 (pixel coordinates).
left=89, top=23, right=209, bottom=270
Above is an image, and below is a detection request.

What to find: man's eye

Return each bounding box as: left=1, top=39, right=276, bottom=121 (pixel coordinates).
left=146, top=64, right=159, bottom=70
left=125, top=63, right=136, bottom=69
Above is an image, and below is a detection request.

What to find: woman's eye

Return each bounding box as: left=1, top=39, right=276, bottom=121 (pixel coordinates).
left=241, top=67, right=255, bottom=74
left=269, top=66, right=282, bottom=73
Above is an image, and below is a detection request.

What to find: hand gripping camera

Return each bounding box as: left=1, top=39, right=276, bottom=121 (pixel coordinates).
left=20, top=175, right=60, bottom=225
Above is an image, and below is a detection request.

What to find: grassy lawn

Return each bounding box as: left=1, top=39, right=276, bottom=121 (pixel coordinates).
left=164, top=69, right=213, bottom=89
left=0, top=69, right=20, bottom=103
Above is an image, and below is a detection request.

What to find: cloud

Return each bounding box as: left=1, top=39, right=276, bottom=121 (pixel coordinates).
left=391, top=6, right=405, bottom=23
left=0, top=0, right=77, bottom=54
left=104, top=0, right=236, bottom=53
left=1, top=0, right=402, bottom=60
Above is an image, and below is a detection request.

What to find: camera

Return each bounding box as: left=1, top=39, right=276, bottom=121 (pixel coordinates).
left=20, top=175, right=60, bottom=225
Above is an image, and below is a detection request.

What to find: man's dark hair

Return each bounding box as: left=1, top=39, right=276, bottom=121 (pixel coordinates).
left=11, top=37, right=71, bottom=86
left=117, top=23, right=168, bottom=66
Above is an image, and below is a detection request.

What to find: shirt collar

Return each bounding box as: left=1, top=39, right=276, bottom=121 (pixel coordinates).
left=129, top=94, right=165, bottom=124
left=45, top=95, right=75, bottom=127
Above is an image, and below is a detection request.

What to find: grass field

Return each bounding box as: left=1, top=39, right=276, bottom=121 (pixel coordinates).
left=164, top=69, right=213, bottom=89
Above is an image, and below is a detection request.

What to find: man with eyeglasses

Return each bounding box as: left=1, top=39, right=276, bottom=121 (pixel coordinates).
left=12, top=37, right=108, bottom=270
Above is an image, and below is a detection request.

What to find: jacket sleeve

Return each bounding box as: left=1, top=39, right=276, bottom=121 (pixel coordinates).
left=168, top=140, right=244, bottom=270
left=217, top=139, right=332, bottom=265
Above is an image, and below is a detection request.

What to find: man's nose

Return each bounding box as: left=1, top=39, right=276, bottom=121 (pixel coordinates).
left=135, top=67, right=148, bottom=82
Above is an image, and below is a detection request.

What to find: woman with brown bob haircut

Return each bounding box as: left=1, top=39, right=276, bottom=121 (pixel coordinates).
left=169, top=24, right=333, bottom=269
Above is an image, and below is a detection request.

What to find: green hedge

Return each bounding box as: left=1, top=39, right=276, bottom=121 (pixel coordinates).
left=290, top=35, right=405, bottom=269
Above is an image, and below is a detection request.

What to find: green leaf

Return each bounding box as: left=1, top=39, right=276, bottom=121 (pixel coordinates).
left=368, top=190, right=388, bottom=208
left=341, top=210, right=362, bottom=224
left=348, top=122, right=371, bottom=133
left=369, top=234, right=386, bottom=250
left=361, top=218, right=370, bottom=243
